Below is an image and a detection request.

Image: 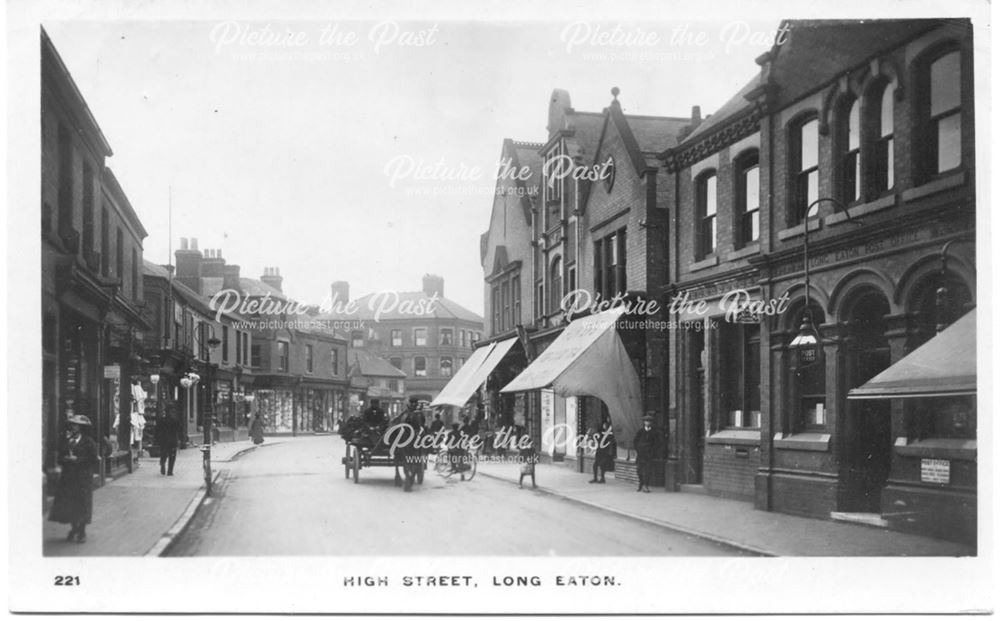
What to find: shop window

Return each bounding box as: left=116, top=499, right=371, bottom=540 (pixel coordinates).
left=696, top=171, right=717, bottom=258
left=735, top=152, right=760, bottom=247
left=414, top=327, right=427, bottom=347
left=913, top=396, right=976, bottom=440
left=390, top=379, right=400, bottom=393
left=839, top=99, right=861, bottom=203
left=789, top=116, right=819, bottom=225
left=391, top=329, right=402, bottom=347
left=924, top=49, right=962, bottom=176
left=721, top=323, right=761, bottom=428
left=789, top=304, right=827, bottom=430
left=440, top=356, right=453, bottom=378
left=414, top=356, right=427, bottom=377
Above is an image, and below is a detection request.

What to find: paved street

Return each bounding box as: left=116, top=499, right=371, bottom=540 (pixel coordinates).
left=167, top=436, right=745, bottom=556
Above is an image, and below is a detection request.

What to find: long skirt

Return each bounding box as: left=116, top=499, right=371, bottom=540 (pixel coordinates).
left=48, top=468, right=93, bottom=525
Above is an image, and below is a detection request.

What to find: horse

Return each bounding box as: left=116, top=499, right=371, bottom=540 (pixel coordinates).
left=390, top=409, right=426, bottom=492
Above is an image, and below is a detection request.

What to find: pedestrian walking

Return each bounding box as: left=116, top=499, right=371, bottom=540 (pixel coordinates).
left=48, top=415, right=98, bottom=543
left=589, top=418, right=616, bottom=484
left=517, top=437, right=537, bottom=489
left=429, top=412, right=444, bottom=435
left=155, top=404, right=182, bottom=476
left=633, top=415, right=657, bottom=493
left=249, top=410, right=265, bottom=445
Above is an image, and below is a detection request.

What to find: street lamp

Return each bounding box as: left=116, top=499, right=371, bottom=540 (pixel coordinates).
left=788, top=197, right=863, bottom=365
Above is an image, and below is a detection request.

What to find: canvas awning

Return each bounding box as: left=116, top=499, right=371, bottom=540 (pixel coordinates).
left=430, top=337, right=518, bottom=407
left=848, top=310, right=976, bottom=400
left=500, top=307, right=643, bottom=447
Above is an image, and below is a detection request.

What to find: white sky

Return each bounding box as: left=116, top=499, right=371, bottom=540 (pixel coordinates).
left=43, top=18, right=781, bottom=314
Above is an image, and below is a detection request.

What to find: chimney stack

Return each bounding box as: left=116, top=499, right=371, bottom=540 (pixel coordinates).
left=331, top=281, right=350, bottom=303
left=422, top=274, right=444, bottom=298
left=261, top=266, right=283, bottom=292
left=202, top=248, right=225, bottom=278
left=174, top=236, right=203, bottom=294
left=223, top=264, right=241, bottom=291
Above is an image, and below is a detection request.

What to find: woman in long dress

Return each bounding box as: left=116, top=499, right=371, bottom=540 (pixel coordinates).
left=249, top=410, right=265, bottom=445
left=48, top=415, right=99, bottom=543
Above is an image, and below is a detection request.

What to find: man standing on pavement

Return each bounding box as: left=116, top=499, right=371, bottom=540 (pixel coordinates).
left=633, top=415, right=657, bottom=493
left=155, top=404, right=183, bottom=476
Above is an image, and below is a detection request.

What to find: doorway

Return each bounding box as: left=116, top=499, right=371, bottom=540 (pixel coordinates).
left=844, top=292, right=892, bottom=513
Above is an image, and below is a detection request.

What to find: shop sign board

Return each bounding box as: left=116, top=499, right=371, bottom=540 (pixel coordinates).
left=921, top=458, right=950, bottom=484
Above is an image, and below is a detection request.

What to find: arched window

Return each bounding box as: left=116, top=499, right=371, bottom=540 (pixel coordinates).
left=789, top=116, right=819, bottom=224
left=696, top=171, right=717, bottom=257
left=870, top=84, right=895, bottom=194
left=549, top=256, right=563, bottom=313
left=735, top=152, right=760, bottom=247
left=925, top=49, right=962, bottom=175
left=840, top=99, right=861, bottom=203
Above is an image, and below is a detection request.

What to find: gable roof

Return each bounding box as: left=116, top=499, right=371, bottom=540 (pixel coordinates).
left=350, top=349, right=407, bottom=379
left=318, top=290, right=484, bottom=324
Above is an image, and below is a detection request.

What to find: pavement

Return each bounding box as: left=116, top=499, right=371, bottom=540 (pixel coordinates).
left=41, top=436, right=975, bottom=557
left=42, top=440, right=274, bottom=557
left=476, top=459, right=976, bottom=557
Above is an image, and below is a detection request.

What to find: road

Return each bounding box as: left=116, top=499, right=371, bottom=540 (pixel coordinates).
left=168, top=436, right=746, bottom=556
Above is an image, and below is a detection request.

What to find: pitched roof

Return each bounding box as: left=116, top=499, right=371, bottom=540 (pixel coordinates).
left=319, top=290, right=483, bottom=323
left=682, top=73, right=761, bottom=144
left=626, top=114, right=692, bottom=152
left=143, top=259, right=172, bottom=279
left=238, top=277, right=288, bottom=300
left=766, top=19, right=948, bottom=109
left=350, top=349, right=407, bottom=379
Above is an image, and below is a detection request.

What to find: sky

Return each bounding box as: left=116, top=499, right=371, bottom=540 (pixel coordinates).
left=43, top=17, right=781, bottom=315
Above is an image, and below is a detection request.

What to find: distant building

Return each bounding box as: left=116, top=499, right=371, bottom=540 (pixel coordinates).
left=347, top=349, right=408, bottom=418
left=319, top=275, right=484, bottom=403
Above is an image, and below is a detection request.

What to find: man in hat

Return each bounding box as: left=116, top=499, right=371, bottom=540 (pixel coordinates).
left=155, top=403, right=183, bottom=476
left=48, top=415, right=99, bottom=543
left=632, top=415, right=658, bottom=493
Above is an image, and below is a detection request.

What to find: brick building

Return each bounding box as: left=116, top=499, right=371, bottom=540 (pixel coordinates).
left=318, top=276, right=483, bottom=406
left=41, top=28, right=150, bottom=485
left=663, top=19, right=976, bottom=543
left=477, top=89, right=692, bottom=479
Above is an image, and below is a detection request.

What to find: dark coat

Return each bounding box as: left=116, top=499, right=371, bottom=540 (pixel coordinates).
left=594, top=426, right=617, bottom=469
left=250, top=413, right=265, bottom=445
left=154, top=415, right=182, bottom=450
left=633, top=427, right=658, bottom=461
left=49, top=434, right=99, bottom=525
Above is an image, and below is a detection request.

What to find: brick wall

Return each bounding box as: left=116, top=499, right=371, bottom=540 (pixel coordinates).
left=703, top=444, right=760, bottom=501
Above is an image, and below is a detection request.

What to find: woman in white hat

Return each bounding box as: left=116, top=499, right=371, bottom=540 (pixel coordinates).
left=48, top=415, right=99, bottom=543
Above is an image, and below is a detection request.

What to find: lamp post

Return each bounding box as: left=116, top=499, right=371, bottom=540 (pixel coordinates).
left=788, top=197, right=863, bottom=364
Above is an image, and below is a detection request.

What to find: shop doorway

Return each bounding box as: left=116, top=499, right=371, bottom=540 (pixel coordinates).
left=843, top=292, right=892, bottom=513
left=685, top=325, right=706, bottom=484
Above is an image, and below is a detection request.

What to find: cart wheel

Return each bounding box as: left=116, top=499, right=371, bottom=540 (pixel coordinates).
left=467, top=454, right=477, bottom=481
left=416, top=462, right=425, bottom=485
left=353, top=447, right=360, bottom=484
left=344, top=446, right=351, bottom=479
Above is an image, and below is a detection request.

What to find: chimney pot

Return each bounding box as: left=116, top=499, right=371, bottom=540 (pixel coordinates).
left=191, top=238, right=199, bottom=251
left=180, top=237, right=188, bottom=250
left=422, top=274, right=444, bottom=298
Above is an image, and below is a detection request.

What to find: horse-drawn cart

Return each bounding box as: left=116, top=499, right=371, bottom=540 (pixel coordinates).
left=340, top=418, right=427, bottom=491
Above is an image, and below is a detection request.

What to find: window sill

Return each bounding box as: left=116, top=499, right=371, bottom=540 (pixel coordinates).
left=824, top=194, right=895, bottom=225
left=688, top=254, right=719, bottom=272
left=894, top=437, right=976, bottom=461
left=706, top=429, right=761, bottom=446
left=777, top=218, right=821, bottom=241
left=773, top=432, right=830, bottom=452
left=725, top=243, right=760, bottom=262
left=900, top=170, right=966, bottom=203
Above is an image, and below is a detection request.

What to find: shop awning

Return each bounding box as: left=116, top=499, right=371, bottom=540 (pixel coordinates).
left=500, top=307, right=643, bottom=447
left=848, top=310, right=977, bottom=400
left=430, top=337, right=518, bottom=407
